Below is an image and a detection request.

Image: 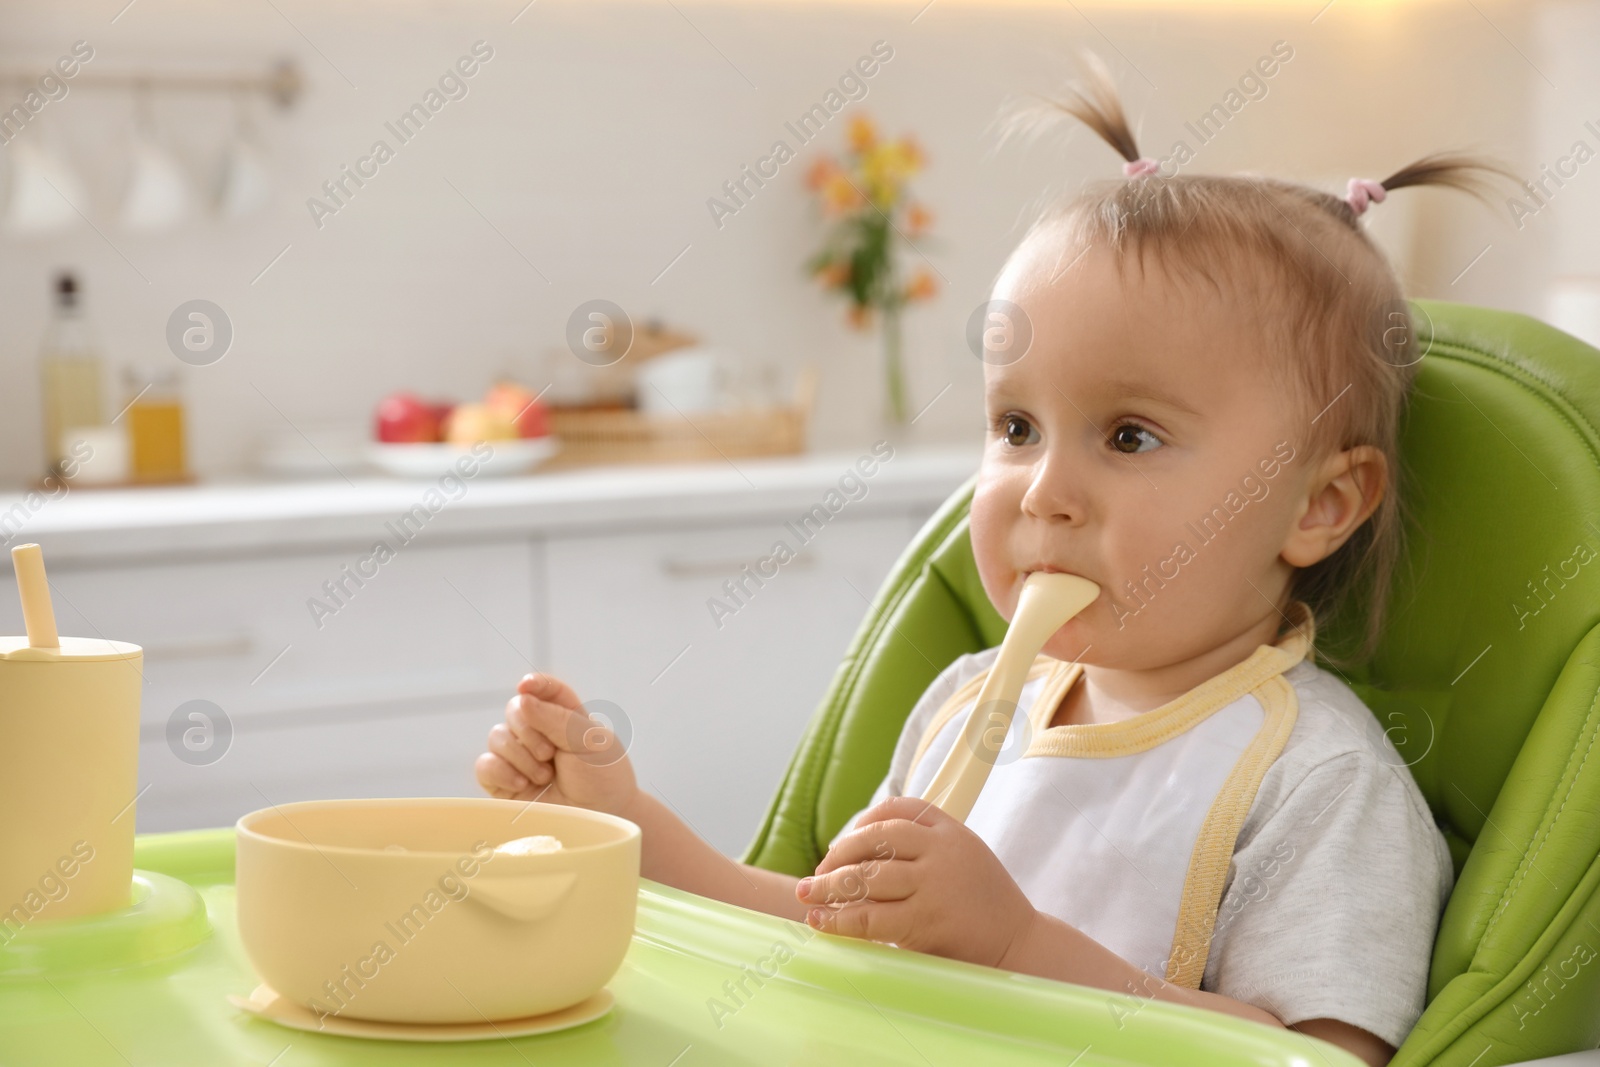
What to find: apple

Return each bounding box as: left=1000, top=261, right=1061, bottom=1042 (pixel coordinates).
left=484, top=380, right=549, bottom=439
left=427, top=400, right=455, bottom=433
left=444, top=402, right=518, bottom=445
left=374, top=392, right=441, bottom=443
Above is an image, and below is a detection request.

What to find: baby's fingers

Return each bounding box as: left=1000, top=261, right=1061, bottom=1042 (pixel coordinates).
left=504, top=695, right=557, bottom=758
left=800, top=855, right=914, bottom=911
left=808, top=897, right=915, bottom=947
left=486, top=723, right=548, bottom=788
left=476, top=751, right=530, bottom=798
left=516, top=671, right=584, bottom=712
left=514, top=695, right=620, bottom=763
left=814, top=821, right=917, bottom=878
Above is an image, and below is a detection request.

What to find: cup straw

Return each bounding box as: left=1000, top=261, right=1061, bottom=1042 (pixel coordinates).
left=11, top=543, right=60, bottom=649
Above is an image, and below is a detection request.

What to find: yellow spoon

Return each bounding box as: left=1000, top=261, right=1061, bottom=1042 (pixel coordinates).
left=919, top=571, right=1099, bottom=824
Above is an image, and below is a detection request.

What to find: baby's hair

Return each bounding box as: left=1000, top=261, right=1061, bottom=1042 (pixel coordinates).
left=1001, top=52, right=1520, bottom=669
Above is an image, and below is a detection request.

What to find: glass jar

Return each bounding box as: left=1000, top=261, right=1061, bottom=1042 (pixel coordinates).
left=123, top=366, right=187, bottom=483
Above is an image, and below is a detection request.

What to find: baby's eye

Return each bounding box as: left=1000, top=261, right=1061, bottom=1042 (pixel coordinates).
left=1109, top=422, right=1162, bottom=454
left=992, top=413, right=1040, bottom=448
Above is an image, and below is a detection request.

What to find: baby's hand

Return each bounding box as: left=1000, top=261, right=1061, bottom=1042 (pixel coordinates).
left=474, top=672, right=640, bottom=819
left=796, top=795, right=1038, bottom=969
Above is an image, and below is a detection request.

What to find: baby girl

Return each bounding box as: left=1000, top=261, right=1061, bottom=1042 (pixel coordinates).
left=476, top=61, right=1510, bottom=1067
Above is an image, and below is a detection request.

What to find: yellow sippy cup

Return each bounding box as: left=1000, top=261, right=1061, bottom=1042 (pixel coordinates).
left=0, top=543, right=142, bottom=922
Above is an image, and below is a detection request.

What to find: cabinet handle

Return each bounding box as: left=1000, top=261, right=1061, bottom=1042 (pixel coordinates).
left=140, top=635, right=255, bottom=660
left=659, top=554, right=815, bottom=578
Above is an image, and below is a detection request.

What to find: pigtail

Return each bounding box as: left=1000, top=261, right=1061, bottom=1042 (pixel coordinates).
left=1049, top=51, right=1141, bottom=165
left=1376, top=151, right=1522, bottom=205
left=1323, top=151, right=1522, bottom=228
left=993, top=50, right=1141, bottom=168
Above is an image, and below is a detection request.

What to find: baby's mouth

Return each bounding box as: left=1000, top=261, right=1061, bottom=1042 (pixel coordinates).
left=1012, top=568, right=1099, bottom=654
left=1017, top=566, right=1098, bottom=605
left=1021, top=563, right=1088, bottom=582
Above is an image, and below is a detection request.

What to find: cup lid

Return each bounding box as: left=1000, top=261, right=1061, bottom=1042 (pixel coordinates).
left=0, top=635, right=143, bottom=662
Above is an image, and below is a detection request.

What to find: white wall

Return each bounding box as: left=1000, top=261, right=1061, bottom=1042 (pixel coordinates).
left=0, top=0, right=1563, bottom=489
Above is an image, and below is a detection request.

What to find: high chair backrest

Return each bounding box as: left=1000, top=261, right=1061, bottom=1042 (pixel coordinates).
left=743, top=301, right=1600, bottom=1067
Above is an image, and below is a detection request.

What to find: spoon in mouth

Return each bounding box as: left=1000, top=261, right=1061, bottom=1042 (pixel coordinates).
left=918, top=570, right=1099, bottom=824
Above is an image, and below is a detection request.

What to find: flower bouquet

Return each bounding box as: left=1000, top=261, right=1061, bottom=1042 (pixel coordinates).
left=804, top=115, right=939, bottom=424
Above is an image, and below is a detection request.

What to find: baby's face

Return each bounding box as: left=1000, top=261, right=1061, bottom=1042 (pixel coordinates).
left=970, top=235, right=1313, bottom=669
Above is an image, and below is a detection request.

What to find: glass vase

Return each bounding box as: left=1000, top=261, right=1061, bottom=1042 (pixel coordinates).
left=881, top=302, right=907, bottom=425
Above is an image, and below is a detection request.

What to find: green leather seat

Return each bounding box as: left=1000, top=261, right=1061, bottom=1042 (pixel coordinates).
left=743, top=300, right=1600, bottom=1067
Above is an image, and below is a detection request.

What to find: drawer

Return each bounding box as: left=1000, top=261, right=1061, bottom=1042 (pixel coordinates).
left=543, top=511, right=920, bottom=855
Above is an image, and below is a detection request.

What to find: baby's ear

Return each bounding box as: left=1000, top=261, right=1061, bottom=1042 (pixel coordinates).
left=1281, top=446, right=1387, bottom=567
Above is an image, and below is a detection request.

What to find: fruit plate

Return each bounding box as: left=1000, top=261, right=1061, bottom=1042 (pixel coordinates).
left=367, top=437, right=559, bottom=479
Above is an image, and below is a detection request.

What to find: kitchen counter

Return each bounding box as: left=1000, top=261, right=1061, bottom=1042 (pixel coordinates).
left=0, top=446, right=981, bottom=566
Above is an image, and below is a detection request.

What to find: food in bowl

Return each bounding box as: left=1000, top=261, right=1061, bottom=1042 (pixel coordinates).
left=235, top=798, right=639, bottom=1025
left=495, top=835, right=564, bottom=856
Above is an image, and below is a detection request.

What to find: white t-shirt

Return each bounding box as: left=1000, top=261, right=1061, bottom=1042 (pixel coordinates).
left=829, top=642, right=1455, bottom=1049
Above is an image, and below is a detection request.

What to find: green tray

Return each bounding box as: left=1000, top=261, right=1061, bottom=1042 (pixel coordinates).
left=0, top=828, right=1360, bottom=1065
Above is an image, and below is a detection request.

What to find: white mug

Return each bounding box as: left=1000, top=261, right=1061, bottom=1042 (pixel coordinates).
left=636, top=347, right=729, bottom=415
left=217, top=97, right=271, bottom=220
left=121, top=134, right=194, bottom=232
left=61, top=425, right=128, bottom=485
left=216, top=135, right=271, bottom=219
left=3, top=139, right=88, bottom=235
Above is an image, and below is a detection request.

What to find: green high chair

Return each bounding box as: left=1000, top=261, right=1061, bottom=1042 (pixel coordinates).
left=744, top=300, right=1600, bottom=1067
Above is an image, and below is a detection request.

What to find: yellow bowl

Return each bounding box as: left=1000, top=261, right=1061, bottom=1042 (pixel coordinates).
left=235, top=797, right=640, bottom=1024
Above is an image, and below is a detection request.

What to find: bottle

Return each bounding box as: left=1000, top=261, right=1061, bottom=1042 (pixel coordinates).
left=38, top=272, right=106, bottom=479
left=124, top=365, right=187, bottom=483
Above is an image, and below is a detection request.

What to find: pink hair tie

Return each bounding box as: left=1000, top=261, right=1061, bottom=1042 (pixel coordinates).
left=1122, top=157, right=1161, bottom=179
left=1345, top=177, right=1387, bottom=216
